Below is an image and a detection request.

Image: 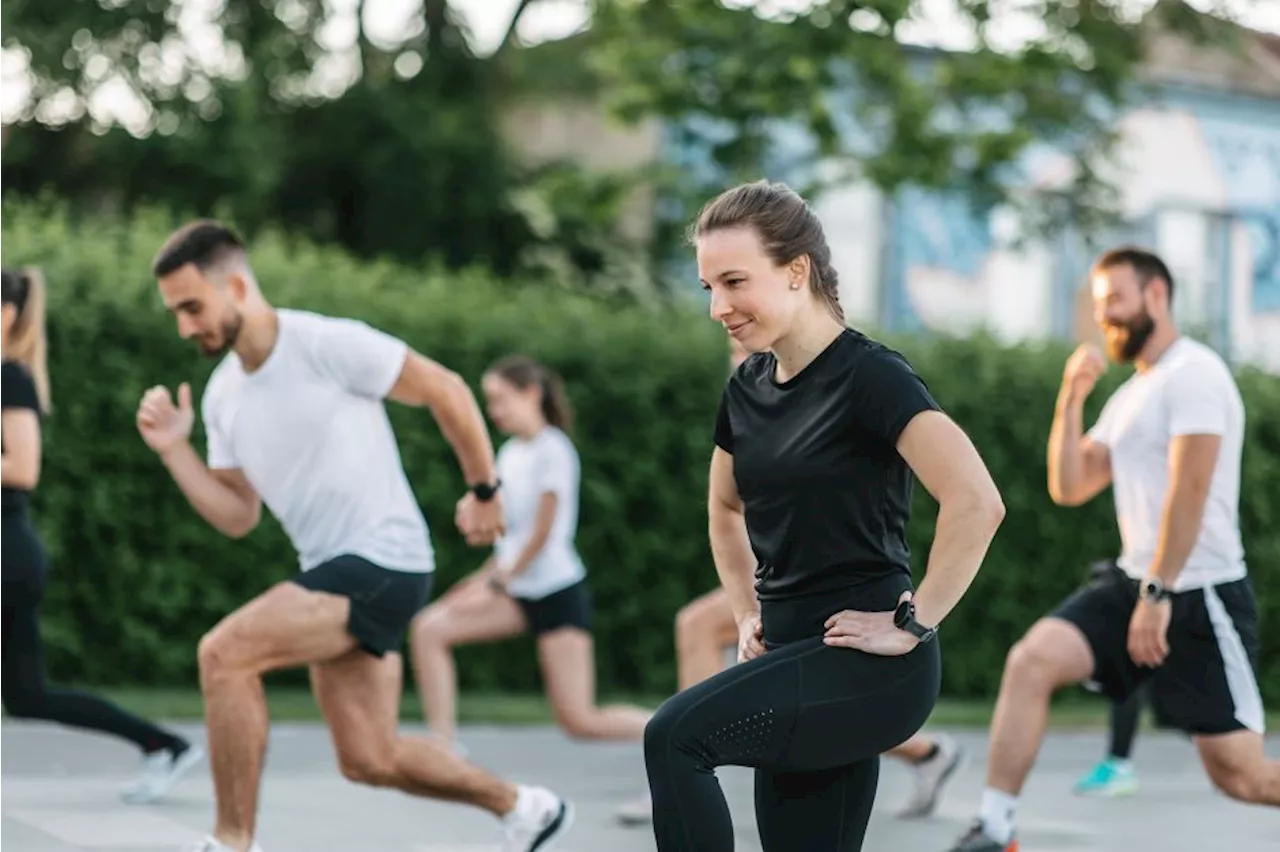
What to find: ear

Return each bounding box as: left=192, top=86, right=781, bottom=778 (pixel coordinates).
left=225, top=271, right=250, bottom=302
left=788, top=254, right=810, bottom=290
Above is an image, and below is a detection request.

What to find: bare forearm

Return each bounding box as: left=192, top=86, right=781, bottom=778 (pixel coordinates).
left=709, top=507, right=759, bottom=623
left=1047, top=391, right=1086, bottom=504
left=1, top=455, right=37, bottom=489
left=1149, top=489, right=1207, bottom=586
left=504, top=533, right=549, bottom=579
left=160, top=442, right=257, bottom=537
left=429, top=374, right=498, bottom=485
left=912, top=495, right=1005, bottom=629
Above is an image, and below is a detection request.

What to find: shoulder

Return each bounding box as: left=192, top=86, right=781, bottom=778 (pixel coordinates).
left=1167, top=339, right=1235, bottom=384
left=724, top=349, right=774, bottom=396
left=839, top=331, right=930, bottom=393
left=537, top=427, right=580, bottom=462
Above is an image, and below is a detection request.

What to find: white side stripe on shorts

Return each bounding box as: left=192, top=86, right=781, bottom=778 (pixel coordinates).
left=1202, top=586, right=1266, bottom=734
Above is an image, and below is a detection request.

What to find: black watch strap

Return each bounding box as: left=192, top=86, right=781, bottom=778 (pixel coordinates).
left=895, top=599, right=937, bottom=643
left=471, top=479, right=502, bottom=502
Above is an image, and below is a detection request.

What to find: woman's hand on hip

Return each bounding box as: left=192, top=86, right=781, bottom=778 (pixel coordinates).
left=823, top=608, right=919, bottom=656
left=737, top=613, right=766, bottom=663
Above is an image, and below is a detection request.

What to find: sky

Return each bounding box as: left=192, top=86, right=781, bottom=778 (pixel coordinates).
left=2, top=0, right=1278, bottom=131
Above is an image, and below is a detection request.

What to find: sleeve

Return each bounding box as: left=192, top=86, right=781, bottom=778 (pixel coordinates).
left=848, top=348, right=942, bottom=445
left=714, top=390, right=734, bottom=453
left=1, top=362, right=40, bottom=413
left=313, top=317, right=409, bottom=399
left=201, top=382, right=238, bottom=470
left=1086, top=394, right=1119, bottom=447
left=1165, top=360, right=1233, bottom=437
left=533, top=434, right=579, bottom=501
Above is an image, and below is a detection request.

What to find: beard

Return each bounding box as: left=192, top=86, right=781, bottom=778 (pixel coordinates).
left=1104, top=308, right=1155, bottom=363
left=199, top=311, right=243, bottom=358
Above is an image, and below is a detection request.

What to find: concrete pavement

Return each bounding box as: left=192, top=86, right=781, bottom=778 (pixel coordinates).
left=3, top=720, right=1277, bottom=851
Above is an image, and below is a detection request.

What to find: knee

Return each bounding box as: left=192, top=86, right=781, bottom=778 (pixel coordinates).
left=1003, top=635, right=1063, bottom=692
left=1203, top=755, right=1266, bottom=804
left=643, top=698, right=682, bottom=761
left=675, top=601, right=723, bottom=650
left=196, top=630, right=230, bottom=681
left=337, top=749, right=398, bottom=788
left=408, top=608, right=452, bottom=650
left=556, top=710, right=599, bottom=741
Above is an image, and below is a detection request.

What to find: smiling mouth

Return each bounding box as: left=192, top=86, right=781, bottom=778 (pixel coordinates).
left=726, top=320, right=751, bottom=335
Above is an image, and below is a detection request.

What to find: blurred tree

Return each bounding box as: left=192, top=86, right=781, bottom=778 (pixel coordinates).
left=0, top=0, right=604, bottom=284
left=586, top=0, right=1257, bottom=239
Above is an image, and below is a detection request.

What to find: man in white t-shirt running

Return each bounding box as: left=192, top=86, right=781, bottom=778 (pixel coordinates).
left=947, top=246, right=1278, bottom=852
left=134, top=220, right=573, bottom=852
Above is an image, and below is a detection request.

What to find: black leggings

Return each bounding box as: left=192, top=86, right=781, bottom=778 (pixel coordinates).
left=1, top=511, right=183, bottom=754
left=1108, top=679, right=1149, bottom=760
left=644, top=633, right=941, bottom=851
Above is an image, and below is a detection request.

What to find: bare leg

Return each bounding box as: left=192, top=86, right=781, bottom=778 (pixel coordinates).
left=537, top=628, right=651, bottom=740
left=1196, top=730, right=1280, bottom=806
left=197, top=583, right=360, bottom=851
left=886, top=733, right=935, bottom=763
left=985, top=618, right=1095, bottom=795
left=675, top=588, right=738, bottom=691
left=408, top=574, right=526, bottom=747
left=312, top=648, right=519, bottom=815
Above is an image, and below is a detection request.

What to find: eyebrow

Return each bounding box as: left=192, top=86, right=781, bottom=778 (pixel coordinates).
left=166, top=298, right=201, bottom=314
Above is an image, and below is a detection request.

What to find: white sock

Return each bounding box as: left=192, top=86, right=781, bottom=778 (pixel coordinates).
left=1107, top=757, right=1133, bottom=771
left=504, top=785, right=538, bottom=823
left=979, top=787, right=1017, bottom=843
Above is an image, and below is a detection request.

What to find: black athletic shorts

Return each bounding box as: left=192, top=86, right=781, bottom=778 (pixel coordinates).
left=292, top=554, right=433, bottom=657
left=512, top=579, right=593, bottom=636
left=1051, top=561, right=1265, bottom=736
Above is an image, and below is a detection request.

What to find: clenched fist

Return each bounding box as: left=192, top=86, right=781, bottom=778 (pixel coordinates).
left=137, top=383, right=195, bottom=455
left=1062, top=343, right=1107, bottom=402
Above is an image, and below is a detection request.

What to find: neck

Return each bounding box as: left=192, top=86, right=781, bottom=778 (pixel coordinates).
left=1134, top=322, right=1180, bottom=373
left=517, top=418, right=548, bottom=440
left=771, top=311, right=845, bottom=382
left=233, top=305, right=280, bottom=373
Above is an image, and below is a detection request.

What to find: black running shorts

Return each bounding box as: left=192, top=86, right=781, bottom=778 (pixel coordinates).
left=292, top=554, right=433, bottom=657
left=1051, top=562, right=1265, bottom=736
left=512, top=579, right=593, bottom=636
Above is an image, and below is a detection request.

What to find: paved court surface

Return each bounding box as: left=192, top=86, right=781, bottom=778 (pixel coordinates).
left=3, top=720, right=1277, bottom=851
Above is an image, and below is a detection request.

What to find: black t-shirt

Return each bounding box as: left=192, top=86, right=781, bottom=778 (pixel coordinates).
left=2, top=360, right=41, bottom=514
left=715, top=329, right=940, bottom=604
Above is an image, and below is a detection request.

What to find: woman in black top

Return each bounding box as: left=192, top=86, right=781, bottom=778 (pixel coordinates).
left=2, top=267, right=203, bottom=804
left=643, top=181, right=1005, bottom=851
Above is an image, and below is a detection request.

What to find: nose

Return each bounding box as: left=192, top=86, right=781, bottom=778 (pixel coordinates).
left=707, top=285, right=732, bottom=322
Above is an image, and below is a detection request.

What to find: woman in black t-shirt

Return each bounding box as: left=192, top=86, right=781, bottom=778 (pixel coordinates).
left=2, top=267, right=203, bottom=804
left=642, top=182, right=1006, bottom=851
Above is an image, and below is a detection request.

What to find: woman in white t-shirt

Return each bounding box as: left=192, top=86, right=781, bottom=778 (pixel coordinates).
left=408, top=355, right=651, bottom=756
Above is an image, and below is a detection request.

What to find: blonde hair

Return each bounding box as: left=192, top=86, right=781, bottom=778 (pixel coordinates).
left=2, top=267, right=51, bottom=413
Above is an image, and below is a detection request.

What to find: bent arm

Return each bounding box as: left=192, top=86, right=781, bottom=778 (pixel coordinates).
left=386, top=351, right=498, bottom=487
left=160, top=442, right=261, bottom=538
left=500, top=492, right=557, bottom=580
left=899, top=410, right=1006, bottom=629
left=1148, top=434, right=1220, bottom=587
left=708, top=447, right=758, bottom=623
left=1047, top=390, right=1112, bottom=506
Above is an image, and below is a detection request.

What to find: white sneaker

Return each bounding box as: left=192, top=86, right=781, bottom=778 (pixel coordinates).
left=897, top=734, right=963, bottom=819
left=179, top=836, right=264, bottom=852
left=614, top=791, right=652, bottom=826
left=501, top=786, right=574, bottom=852
left=123, top=744, right=206, bottom=804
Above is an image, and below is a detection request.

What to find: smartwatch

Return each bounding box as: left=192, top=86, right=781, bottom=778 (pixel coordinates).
left=470, top=479, right=502, bottom=502
left=1139, top=577, right=1173, bottom=603
left=894, top=598, right=937, bottom=644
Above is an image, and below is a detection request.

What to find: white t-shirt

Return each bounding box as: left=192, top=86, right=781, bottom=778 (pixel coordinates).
left=493, top=426, right=586, bottom=599
left=201, top=309, right=434, bottom=574
left=1087, top=337, right=1246, bottom=591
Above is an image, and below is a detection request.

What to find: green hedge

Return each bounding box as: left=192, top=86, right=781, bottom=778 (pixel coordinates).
left=4, top=200, right=1277, bottom=706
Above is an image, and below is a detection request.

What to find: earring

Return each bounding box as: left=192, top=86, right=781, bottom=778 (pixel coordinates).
left=790, top=283, right=800, bottom=290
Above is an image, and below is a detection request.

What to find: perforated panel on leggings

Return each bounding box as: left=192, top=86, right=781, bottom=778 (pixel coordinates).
left=704, top=708, right=777, bottom=763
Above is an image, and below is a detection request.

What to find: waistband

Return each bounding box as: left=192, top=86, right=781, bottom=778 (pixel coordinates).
left=760, top=572, right=913, bottom=649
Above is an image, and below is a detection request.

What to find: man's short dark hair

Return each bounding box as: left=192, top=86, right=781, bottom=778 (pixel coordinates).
left=152, top=220, right=247, bottom=279
left=1094, top=245, right=1176, bottom=304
